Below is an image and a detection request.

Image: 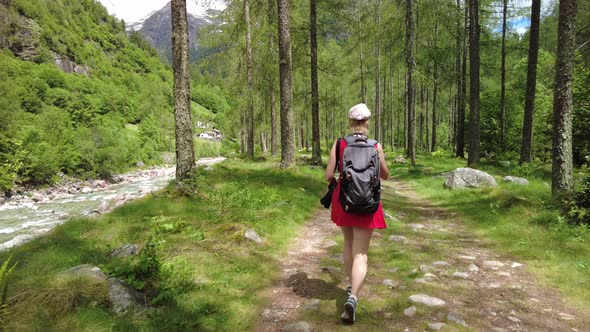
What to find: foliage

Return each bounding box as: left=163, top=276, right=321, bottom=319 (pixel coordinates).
left=0, top=256, right=17, bottom=329
left=568, top=174, right=590, bottom=226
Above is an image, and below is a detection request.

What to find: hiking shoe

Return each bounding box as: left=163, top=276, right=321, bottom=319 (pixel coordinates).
left=346, top=285, right=352, bottom=296
left=341, top=295, right=357, bottom=324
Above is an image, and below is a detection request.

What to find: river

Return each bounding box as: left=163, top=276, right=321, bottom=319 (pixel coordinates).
left=0, top=157, right=226, bottom=250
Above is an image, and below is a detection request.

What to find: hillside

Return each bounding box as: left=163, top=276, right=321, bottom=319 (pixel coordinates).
left=0, top=0, right=230, bottom=194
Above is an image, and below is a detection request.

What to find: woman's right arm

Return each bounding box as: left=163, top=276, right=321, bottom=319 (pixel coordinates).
left=377, top=143, right=390, bottom=180
left=324, top=141, right=338, bottom=182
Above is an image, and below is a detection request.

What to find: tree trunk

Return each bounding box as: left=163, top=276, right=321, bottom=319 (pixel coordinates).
left=309, top=0, right=322, bottom=164
left=244, top=0, right=254, bottom=158
left=520, top=0, right=541, bottom=164
left=357, top=0, right=366, bottom=103
left=278, top=0, right=295, bottom=168
left=268, top=0, right=278, bottom=156
left=405, top=0, right=416, bottom=165
left=499, top=0, right=507, bottom=150
left=456, top=0, right=467, bottom=158
left=467, top=0, right=480, bottom=166
left=374, top=0, right=381, bottom=142
left=171, top=0, right=195, bottom=183
left=432, top=16, right=438, bottom=152
left=552, top=0, right=577, bottom=195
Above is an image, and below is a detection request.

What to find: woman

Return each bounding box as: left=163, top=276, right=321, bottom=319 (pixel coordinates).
left=324, top=103, right=390, bottom=324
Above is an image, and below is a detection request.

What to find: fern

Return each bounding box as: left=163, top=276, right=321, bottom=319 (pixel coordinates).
left=0, top=256, right=18, bottom=330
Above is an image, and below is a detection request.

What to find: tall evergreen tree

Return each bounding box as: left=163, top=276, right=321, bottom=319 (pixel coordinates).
left=405, top=0, right=416, bottom=166
left=499, top=0, right=508, bottom=149
left=310, top=0, right=322, bottom=164
left=278, top=0, right=295, bottom=168
left=244, top=0, right=254, bottom=158
left=520, top=0, right=541, bottom=164
left=552, top=0, right=577, bottom=195
left=171, top=0, right=195, bottom=182
left=467, top=0, right=480, bottom=166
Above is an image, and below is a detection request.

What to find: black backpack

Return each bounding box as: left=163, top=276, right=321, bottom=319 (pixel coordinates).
left=338, top=134, right=381, bottom=215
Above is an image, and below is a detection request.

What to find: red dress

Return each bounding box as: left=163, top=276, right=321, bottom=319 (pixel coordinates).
left=330, top=138, right=387, bottom=229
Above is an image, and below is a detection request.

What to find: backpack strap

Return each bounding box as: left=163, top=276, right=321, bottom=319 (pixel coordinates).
left=334, top=138, right=341, bottom=173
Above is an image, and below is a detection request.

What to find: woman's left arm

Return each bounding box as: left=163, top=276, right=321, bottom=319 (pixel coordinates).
left=324, top=140, right=338, bottom=182
left=377, top=143, right=389, bottom=180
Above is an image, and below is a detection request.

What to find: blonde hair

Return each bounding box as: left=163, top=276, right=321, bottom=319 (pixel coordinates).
left=349, top=119, right=369, bottom=136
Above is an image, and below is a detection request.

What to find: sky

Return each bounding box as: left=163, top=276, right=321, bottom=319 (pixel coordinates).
left=97, top=0, right=226, bottom=23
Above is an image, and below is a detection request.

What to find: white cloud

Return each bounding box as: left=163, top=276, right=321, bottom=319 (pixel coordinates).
left=97, top=0, right=226, bottom=23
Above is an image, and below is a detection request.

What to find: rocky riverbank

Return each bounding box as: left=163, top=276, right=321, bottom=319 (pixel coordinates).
left=0, top=157, right=225, bottom=250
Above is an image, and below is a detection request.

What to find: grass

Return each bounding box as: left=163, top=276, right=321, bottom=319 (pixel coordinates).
left=0, top=158, right=326, bottom=331
left=388, top=150, right=590, bottom=309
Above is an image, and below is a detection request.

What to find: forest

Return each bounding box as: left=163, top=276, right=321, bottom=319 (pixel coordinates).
left=1, top=0, right=590, bottom=330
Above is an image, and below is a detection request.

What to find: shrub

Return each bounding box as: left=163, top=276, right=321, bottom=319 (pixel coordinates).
left=568, top=175, right=590, bottom=226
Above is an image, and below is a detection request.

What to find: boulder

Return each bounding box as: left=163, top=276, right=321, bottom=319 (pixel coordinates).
left=107, top=277, right=143, bottom=314
left=393, top=155, right=407, bottom=164
left=81, top=187, right=93, bottom=194
left=60, top=264, right=107, bottom=280
left=0, top=234, right=36, bottom=250
left=31, top=193, right=45, bottom=202
left=444, top=167, right=497, bottom=189
left=110, top=244, right=140, bottom=258
left=502, top=176, right=529, bottom=185
left=96, top=201, right=111, bottom=214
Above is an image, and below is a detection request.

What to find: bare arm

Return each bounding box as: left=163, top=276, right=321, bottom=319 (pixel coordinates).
left=324, top=140, right=338, bottom=182
left=377, top=143, right=389, bottom=180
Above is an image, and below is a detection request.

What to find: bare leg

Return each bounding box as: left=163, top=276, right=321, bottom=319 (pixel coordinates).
left=340, top=226, right=353, bottom=283
left=350, top=227, right=373, bottom=298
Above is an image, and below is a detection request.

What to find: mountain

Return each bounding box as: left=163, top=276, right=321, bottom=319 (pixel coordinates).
left=128, top=2, right=222, bottom=62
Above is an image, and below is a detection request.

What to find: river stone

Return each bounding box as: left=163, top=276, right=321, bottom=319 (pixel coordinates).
left=444, top=167, right=497, bottom=189
left=503, top=176, right=529, bottom=185
left=389, top=235, right=408, bottom=244
left=448, top=311, right=467, bottom=326
left=107, top=277, right=142, bottom=314
left=96, top=201, right=111, bottom=214
left=110, top=244, right=140, bottom=258
left=244, top=229, right=263, bottom=244
left=484, top=260, right=505, bottom=268
left=60, top=264, right=107, bottom=280
left=281, top=321, right=311, bottom=332
left=0, top=234, right=35, bottom=250
left=404, top=305, right=417, bottom=317
left=81, top=187, right=93, bottom=194
left=452, top=272, right=469, bottom=279
left=31, top=193, right=45, bottom=202
left=428, top=322, right=447, bottom=330
left=468, top=264, right=479, bottom=272
left=409, top=294, right=446, bottom=307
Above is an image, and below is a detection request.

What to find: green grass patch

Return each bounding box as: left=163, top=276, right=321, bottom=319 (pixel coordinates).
left=1, top=158, right=325, bottom=330
left=388, top=151, right=590, bottom=309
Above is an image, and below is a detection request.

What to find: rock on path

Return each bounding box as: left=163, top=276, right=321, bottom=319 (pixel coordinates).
left=409, top=294, right=446, bottom=307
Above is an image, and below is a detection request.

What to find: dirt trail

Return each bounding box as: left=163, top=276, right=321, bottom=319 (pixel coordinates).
left=255, top=179, right=589, bottom=331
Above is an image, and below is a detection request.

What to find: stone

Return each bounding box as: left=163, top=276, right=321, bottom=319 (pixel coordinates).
left=107, top=277, right=142, bottom=314
left=409, top=294, right=446, bottom=307
left=58, top=213, right=70, bottom=221
left=244, top=229, right=263, bottom=244
left=432, top=261, right=451, bottom=267
left=96, top=201, right=111, bottom=214
left=444, top=167, right=497, bottom=189
left=507, top=316, right=521, bottom=323
left=408, top=223, right=425, bottom=230
left=0, top=197, right=5, bottom=205
left=388, top=267, right=399, bottom=273
left=484, top=260, right=505, bottom=268
left=496, top=271, right=511, bottom=277
left=389, top=235, right=408, bottom=244
left=447, top=311, right=467, bottom=326
left=110, top=244, right=140, bottom=258
left=384, top=312, right=393, bottom=319
left=404, top=305, right=416, bottom=317
left=302, top=299, right=320, bottom=311
left=420, top=264, right=430, bottom=272
left=281, top=321, right=311, bottom=332
left=60, top=264, right=107, bottom=280
left=31, top=193, right=45, bottom=202
left=468, top=264, right=479, bottom=272
left=502, top=176, right=529, bottom=185
left=452, top=272, right=469, bottom=279
left=423, top=273, right=437, bottom=279
left=0, top=234, right=36, bottom=250
left=457, top=255, right=476, bottom=260
left=558, top=312, right=575, bottom=321
left=393, top=155, right=407, bottom=164
left=81, top=187, right=93, bottom=194
left=414, top=278, right=431, bottom=284
left=511, top=262, right=523, bottom=268
left=373, top=231, right=383, bottom=238
left=384, top=211, right=399, bottom=221
left=428, top=322, right=447, bottom=330
left=491, top=328, right=508, bottom=332
left=136, top=161, right=145, bottom=167
left=382, top=279, right=397, bottom=289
